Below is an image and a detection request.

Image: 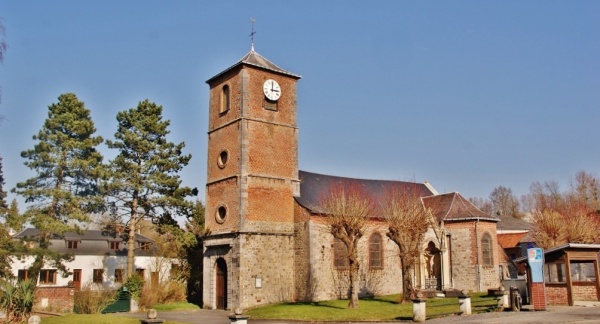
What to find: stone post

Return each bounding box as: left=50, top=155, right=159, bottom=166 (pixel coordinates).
left=412, top=292, right=427, bottom=322
left=458, top=290, right=471, bottom=315
left=496, top=286, right=509, bottom=311
left=229, top=308, right=250, bottom=324
left=141, top=309, right=164, bottom=324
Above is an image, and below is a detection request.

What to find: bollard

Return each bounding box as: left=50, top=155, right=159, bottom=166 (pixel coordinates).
left=510, top=287, right=521, bottom=312
left=141, top=308, right=164, bottom=324
left=458, top=290, right=471, bottom=315
left=28, top=315, right=41, bottom=324
left=412, top=292, right=427, bottom=322
left=229, top=308, right=250, bottom=324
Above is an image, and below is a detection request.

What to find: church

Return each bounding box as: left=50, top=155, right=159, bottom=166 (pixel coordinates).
left=201, top=47, right=501, bottom=310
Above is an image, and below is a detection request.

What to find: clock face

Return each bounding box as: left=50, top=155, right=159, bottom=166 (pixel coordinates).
left=263, top=79, right=281, bottom=101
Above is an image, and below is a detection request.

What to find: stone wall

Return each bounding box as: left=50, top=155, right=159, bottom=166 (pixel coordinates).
left=238, top=232, right=295, bottom=309
left=445, top=221, right=500, bottom=292
left=35, top=286, right=74, bottom=313
left=296, top=218, right=404, bottom=301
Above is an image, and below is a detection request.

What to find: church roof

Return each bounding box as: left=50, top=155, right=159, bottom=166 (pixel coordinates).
left=296, top=170, right=435, bottom=215
left=206, top=48, right=301, bottom=84
left=423, top=192, right=499, bottom=223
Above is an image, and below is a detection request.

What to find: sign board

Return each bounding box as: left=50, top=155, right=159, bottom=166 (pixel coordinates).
left=527, top=247, right=544, bottom=283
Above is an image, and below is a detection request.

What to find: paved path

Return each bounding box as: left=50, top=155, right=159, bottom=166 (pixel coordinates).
left=120, top=305, right=600, bottom=324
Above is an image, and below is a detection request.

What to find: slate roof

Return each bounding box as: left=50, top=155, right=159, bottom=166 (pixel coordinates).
left=206, top=48, right=301, bottom=84
left=422, top=192, right=499, bottom=223
left=295, top=170, right=435, bottom=215
left=13, top=228, right=155, bottom=256
left=496, top=214, right=532, bottom=231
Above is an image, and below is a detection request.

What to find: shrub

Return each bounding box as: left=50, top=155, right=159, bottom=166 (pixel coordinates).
left=123, top=275, right=145, bottom=300
left=138, top=281, right=186, bottom=309
left=0, top=279, right=36, bottom=322
left=73, top=283, right=116, bottom=314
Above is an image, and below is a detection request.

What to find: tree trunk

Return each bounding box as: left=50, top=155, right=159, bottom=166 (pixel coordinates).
left=348, top=261, right=359, bottom=308
left=127, top=195, right=138, bottom=278
left=401, top=257, right=415, bottom=303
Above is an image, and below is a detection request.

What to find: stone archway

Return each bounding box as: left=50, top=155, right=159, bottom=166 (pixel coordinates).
left=215, top=258, right=227, bottom=310
left=424, top=241, right=441, bottom=290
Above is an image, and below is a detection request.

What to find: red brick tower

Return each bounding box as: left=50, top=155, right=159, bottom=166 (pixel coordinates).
left=202, top=48, right=301, bottom=310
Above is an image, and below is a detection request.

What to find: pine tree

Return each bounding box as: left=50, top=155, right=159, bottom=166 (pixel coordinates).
left=106, top=99, right=194, bottom=278
left=12, top=93, right=104, bottom=277
left=0, top=155, right=14, bottom=281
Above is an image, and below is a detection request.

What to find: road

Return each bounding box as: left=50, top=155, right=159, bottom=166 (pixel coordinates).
left=120, top=304, right=600, bottom=324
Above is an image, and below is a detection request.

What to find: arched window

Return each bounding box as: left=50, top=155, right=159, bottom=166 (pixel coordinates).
left=333, top=238, right=348, bottom=269
left=481, top=232, right=493, bottom=266
left=220, top=85, right=230, bottom=113
left=369, top=233, right=383, bottom=269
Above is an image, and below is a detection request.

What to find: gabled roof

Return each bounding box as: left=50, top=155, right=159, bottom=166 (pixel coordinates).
left=206, top=48, right=301, bottom=84
left=422, top=192, right=499, bottom=223
left=295, top=170, right=435, bottom=215
left=496, top=214, right=531, bottom=231
left=13, top=228, right=156, bottom=256
left=13, top=228, right=153, bottom=243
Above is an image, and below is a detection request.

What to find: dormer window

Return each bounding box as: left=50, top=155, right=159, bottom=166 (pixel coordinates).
left=66, top=240, right=79, bottom=249
left=139, top=242, right=151, bottom=250
left=109, top=241, right=120, bottom=250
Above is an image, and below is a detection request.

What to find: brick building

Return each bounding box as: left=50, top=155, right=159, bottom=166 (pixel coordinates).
left=202, top=48, right=501, bottom=310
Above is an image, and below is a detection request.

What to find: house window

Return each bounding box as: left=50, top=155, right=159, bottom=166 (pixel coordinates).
left=544, top=263, right=566, bottom=283
left=220, top=85, right=230, bottom=113
left=109, top=241, right=120, bottom=250
left=93, top=269, right=104, bottom=284
left=18, top=270, right=30, bottom=281
left=115, top=269, right=124, bottom=283
left=481, top=233, right=493, bottom=266
left=39, top=269, right=57, bottom=284
left=333, top=239, right=349, bottom=269
left=139, top=242, right=151, bottom=250
left=136, top=268, right=145, bottom=279
left=66, top=240, right=79, bottom=249
left=570, top=261, right=596, bottom=282
left=369, top=233, right=383, bottom=269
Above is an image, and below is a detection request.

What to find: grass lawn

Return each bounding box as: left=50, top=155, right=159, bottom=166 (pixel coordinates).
left=37, top=302, right=199, bottom=324
left=152, top=301, right=201, bottom=311
left=40, top=314, right=182, bottom=324
left=246, top=293, right=499, bottom=322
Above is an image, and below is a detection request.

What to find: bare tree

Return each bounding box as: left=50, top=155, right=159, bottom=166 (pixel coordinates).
left=380, top=185, right=432, bottom=303
left=489, top=186, right=521, bottom=217
left=570, top=170, right=600, bottom=212
left=531, top=210, right=566, bottom=249
left=322, top=184, right=373, bottom=309
left=469, top=197, right=493, bottom=215
left=528, top=172, right=600, bottom=249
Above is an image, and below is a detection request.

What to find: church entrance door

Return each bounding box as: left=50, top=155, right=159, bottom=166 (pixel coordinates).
left=216, top=258, right=227, bottom=310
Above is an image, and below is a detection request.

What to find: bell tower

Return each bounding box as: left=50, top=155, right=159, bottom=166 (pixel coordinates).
left=202, top=48, right=301, bottom=310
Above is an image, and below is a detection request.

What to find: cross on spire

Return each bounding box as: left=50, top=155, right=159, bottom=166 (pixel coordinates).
left=250, top=18, right=256, bottom=51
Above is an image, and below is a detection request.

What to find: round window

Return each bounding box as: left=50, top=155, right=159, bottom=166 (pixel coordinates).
left=218, top=150, right=228, bottom=169
left=215, top=205, right=227, bottom=224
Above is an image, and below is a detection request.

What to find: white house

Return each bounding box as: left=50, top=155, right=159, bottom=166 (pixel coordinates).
left=11, top=228, right=173, bottom=290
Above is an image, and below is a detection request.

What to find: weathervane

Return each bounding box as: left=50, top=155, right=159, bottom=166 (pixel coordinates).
left=250, top=18, right=256, bottom=51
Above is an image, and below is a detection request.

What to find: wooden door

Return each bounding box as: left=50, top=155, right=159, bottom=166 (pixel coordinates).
left=73, top=269, right=82, bottom=290
left=216, top=258, right=227, bottom=310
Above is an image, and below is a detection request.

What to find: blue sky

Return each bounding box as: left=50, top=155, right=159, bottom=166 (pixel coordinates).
left=1, top=1, right=599, bottom=212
